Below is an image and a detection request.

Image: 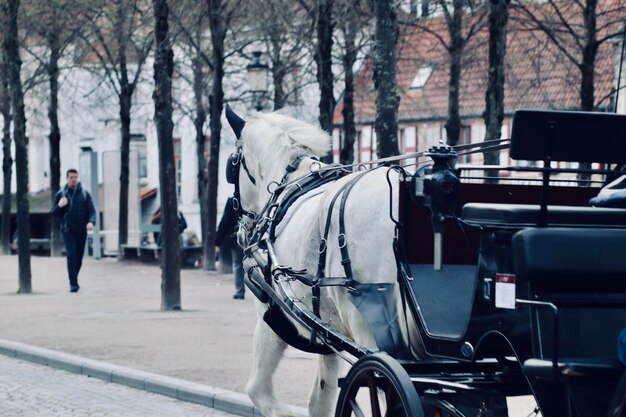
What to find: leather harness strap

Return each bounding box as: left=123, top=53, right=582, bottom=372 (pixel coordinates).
left=269, top=167, right=347, bottom=241
left=313, top=171, right=370, bottom=318
left=241, top=157, right=372, bottom=322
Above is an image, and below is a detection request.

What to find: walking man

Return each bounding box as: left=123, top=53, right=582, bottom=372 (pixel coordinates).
left=51, top=169, right=96, bottom=292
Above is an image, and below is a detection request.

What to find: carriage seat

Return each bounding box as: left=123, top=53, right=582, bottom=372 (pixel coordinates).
left=462, top=203, right=626, bottom=228
left=515, top=228, right=626, bottom=391
left=512, top=227, right=626, bottom=290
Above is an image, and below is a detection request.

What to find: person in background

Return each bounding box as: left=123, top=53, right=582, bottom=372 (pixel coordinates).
left=51, top=169, right=96, bottom=293
left=150, top=207, right=187, bottom=245
left=215, top=197, right=245, bottom=300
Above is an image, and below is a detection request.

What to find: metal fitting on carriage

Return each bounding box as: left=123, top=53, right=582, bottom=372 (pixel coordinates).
left=483, top=277, right=493, bottom=301
left=461, top=341, right=474, bottom=358
left=425, top=143, right=457, bottom=163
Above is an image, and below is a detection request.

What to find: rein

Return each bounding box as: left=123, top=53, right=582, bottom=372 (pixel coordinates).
left=311, top=138, right=510, bottom=175
left=236, top=137, right=512, bottom=268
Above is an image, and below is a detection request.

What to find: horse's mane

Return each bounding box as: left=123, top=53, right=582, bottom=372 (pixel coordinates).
left=241, top=113, right=331, bottom=168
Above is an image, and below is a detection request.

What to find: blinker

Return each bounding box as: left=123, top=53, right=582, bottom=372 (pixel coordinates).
left=226, top=152, right=239, bottom=184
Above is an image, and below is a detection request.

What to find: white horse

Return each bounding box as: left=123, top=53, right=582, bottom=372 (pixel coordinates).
left=226, top=108, right=424, bottom=417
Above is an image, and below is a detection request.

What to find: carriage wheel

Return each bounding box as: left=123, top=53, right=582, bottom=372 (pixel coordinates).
left=335, top=353, right=425, bottom=417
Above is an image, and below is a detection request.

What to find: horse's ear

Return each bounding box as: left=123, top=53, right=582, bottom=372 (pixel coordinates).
left=225, top=104, right=246, bottom=139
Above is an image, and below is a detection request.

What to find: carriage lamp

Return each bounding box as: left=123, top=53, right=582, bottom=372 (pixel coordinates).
left=247, top=51, right=270, bottom=111
left=424, top=145, right=460, bottom=271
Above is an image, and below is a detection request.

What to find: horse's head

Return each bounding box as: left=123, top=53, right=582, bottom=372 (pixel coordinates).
left=225, top=106, right=330, bottom=244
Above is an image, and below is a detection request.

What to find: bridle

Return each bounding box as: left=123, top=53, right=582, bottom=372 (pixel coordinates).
left=226, top=147, right=258, bottom=222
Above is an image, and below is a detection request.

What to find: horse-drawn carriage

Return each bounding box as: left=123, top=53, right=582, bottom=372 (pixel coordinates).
left=225, top=107, right=626, bottom=417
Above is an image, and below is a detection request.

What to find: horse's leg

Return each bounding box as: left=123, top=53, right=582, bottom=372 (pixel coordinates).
left=246, top=317, right=292, bottom=417
left=308, top=353, right=342, bottom=417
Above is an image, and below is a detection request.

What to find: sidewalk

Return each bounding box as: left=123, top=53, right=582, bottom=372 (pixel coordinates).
left=0, top=254, right=536, bottom=417
left=0, top=254, right=314, bottom=416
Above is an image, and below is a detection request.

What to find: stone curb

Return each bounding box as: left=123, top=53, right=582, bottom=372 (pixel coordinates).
left=0, top=338, right=307, bottom=417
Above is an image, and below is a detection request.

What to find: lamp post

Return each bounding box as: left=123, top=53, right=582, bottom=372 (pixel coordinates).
left=246, top=51, right=269, bottom=111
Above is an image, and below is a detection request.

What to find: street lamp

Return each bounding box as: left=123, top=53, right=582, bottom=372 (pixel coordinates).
left=246, top=51, right=269, bottom=111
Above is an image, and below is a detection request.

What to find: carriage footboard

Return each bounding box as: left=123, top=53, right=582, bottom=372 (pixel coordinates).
left=406, top=264, right=477, bottom=340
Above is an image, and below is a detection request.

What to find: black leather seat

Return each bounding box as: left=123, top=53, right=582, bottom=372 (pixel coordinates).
left=512, top=227, right=626, bottom=290
left=514, top=227, right=626, bottom=404
left=463, top=203, right=626, bottom=228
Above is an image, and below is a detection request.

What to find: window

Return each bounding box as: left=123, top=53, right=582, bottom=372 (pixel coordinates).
left=138, top=153, right=147, bottom=179
left=356, top=129, right=375, bottom=167
left=459, top=125, right=472, bottom=164
left=130, top=135, right=147, bottom=180
left=410, top=65, right=433, bottom=89
left=426, top=125, right=442, bottom=148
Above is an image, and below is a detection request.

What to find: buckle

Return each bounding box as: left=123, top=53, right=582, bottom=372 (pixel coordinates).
left=318, top=238, right=327, bottom=254
left=338, top=234, right=347, bottom=249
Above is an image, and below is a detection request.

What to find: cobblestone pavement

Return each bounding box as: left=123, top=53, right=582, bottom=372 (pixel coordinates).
left=0, top=355, right=237, bottom=417
left=0, top=255, right=316, bottom=408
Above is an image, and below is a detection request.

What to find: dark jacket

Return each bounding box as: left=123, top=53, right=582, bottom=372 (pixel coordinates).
left=150, top=207, right=187, bottom=233
left=150, top=208, right=187, bottom=245
left=589, top=189, right=626, bottom=208
left=215, top=198, right=237, bottom=248
left=51, top=182, right=96, bottom=233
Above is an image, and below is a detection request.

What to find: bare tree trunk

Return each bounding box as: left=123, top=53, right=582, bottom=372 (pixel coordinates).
left=117, top=87, right=132, bottom=255
left=47, top=30, right=63, bottom=256
left=445, top=0, right=463, bottom=146
left=270, top=36, right=286, bottom=110
left=153, top=0, right=181, bottom=310
left=116, top=0, right=133, bottom=257
left=410, top=0, right=417, bottom=17
left=192, top=55, right=208, bottom=265
left=315, top=0, right=334, bottom=162
left=577, top=0, right=598, bottom=183
left=422, top=0, right=430, bottom=18
left=373, top=0, right=400, bottom=158
left=339, top=7, right=357, bottom=165
left=1, top=48, right=12, bottom=255
left=581, top=0, right=597, bottom=112
left=5, top=0, right=31, bottom=293
left=204, top=0, right=226, bottom=271
left=483, top=0, right=509, bottom=183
